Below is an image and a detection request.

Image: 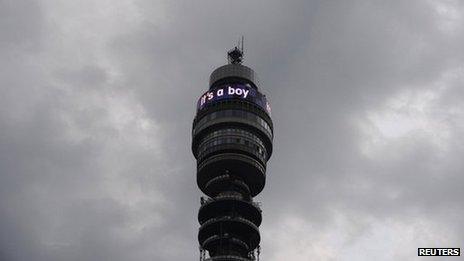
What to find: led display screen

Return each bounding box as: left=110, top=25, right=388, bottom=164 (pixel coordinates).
left=196, top=84, right=271, bottom=115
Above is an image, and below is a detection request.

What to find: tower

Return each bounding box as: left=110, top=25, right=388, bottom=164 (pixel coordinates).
left=192, top=43, right=273, bottom=261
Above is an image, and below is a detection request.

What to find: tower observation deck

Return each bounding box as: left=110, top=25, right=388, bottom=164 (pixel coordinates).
left=192, top=45, right=273, bottom=261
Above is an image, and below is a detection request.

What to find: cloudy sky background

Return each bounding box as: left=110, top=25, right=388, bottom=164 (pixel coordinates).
left=1, top=0, right=463, bottom=260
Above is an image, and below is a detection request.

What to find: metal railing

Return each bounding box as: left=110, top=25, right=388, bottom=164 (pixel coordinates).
left=200, top=196, right=261, bottom=210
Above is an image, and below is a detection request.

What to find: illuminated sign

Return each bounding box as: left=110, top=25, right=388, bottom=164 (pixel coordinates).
left=197, top=84, right=271, bottom=114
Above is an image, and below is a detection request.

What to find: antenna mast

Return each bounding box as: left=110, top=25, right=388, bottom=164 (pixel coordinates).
left=227, top=36, right=244, bottom=64
left=241, top=35, right=244, bottom=53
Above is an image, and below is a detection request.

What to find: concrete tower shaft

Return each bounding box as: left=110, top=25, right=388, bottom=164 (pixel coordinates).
left=192, top=48, right=273, bottom=261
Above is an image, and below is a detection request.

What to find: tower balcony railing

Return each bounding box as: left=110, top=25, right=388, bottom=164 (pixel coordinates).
left=200, top=196, right=261, bottom=211
left=205, top=255, right=253, bottom=261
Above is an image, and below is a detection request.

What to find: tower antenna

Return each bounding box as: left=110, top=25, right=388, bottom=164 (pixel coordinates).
left=227, top=36, right=244, bottom=64
left=241, top=35, right=244, bottom=53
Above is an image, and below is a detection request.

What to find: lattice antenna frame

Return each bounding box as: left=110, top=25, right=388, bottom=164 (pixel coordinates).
left=227, top=36, right=244, bottom=64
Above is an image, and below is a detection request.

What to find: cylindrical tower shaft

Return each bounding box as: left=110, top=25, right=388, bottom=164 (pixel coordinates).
left=192, top=47, right=273, bottom=261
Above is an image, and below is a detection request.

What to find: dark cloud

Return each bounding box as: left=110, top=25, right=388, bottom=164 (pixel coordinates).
left=0, top=1, right=463, bottom=260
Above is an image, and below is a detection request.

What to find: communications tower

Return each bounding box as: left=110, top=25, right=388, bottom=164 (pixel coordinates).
left=192, top=43, right=273, bottom=261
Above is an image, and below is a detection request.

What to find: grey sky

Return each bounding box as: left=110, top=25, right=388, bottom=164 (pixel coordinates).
left=1, top=1, right=463, bottom=260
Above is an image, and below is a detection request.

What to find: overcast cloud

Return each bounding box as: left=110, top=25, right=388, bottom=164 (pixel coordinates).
left=1, top=1, right=463, bottom=260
